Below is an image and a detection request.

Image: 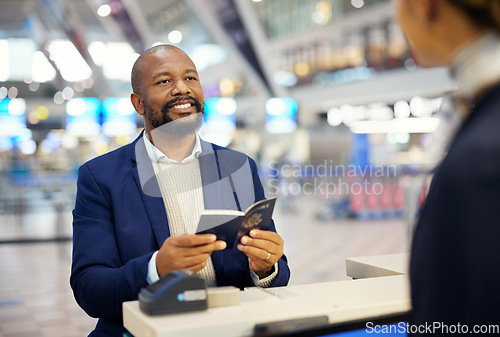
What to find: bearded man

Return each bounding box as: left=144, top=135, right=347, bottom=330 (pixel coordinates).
left=70, top=44, right=290, bottom=337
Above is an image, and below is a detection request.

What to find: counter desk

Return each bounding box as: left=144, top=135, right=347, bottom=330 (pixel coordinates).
left=346, top=253, right=409, bottom=279
left=123, top=275, right=410, bottom=337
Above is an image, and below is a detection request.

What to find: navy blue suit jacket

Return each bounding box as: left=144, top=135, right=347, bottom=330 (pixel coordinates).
left=410, top=83, right=500, bottom=331
left=70, top=133, right=290, bottom=337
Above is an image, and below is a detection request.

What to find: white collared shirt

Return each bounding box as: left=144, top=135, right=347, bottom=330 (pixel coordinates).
left=451, top=32, right=500, bottom=104
left=143, top=131, right=202, bottom=164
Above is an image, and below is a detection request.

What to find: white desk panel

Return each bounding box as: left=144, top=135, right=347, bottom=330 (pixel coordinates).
left=123, top=275, right=410, bottom=337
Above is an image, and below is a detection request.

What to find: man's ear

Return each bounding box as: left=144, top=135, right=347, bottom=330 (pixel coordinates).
left=131, top=93, right=144, bottom=116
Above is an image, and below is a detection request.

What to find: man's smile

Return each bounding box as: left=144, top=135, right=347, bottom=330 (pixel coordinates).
left=171, top=102, right=192, bottom=110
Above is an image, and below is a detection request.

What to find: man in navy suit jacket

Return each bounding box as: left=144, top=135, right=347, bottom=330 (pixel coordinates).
left=70, top=44, right=290, bottom=337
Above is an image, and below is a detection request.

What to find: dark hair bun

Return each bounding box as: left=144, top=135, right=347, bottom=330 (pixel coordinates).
left=451, top=0, right=500, bottom=31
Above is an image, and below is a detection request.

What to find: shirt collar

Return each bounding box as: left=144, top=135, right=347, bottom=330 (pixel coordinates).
left=450, top=32, right=500, bottom=104
left=143, top=130, right=202, bottom=164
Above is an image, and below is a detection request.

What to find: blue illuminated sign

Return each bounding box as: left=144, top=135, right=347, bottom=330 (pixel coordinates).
left=65, top=98, right=101, bottom=136
left=265, top=97, right=297, bottom=133
left=102, top=98, right=137, bottom=136
left=0, top=99, right=27, bottom=137
left=203, top=97, right=236, bottom=132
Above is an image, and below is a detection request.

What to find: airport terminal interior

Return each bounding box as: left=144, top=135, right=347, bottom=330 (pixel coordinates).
left=0, top=0, right=457, bottom=336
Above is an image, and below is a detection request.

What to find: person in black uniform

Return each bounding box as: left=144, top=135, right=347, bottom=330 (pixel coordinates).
left=394, top=0, right=500, bottom=333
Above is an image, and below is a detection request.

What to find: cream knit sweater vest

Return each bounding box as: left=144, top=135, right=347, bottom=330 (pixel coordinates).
left=153, top=159, right=217, bottom=287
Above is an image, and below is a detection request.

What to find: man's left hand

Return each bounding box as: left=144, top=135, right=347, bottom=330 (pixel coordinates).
left=237, top=229, right=284, bottom=279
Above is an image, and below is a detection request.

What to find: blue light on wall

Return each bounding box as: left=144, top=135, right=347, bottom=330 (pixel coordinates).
left=202, top=97, right=237, bottom=147
left=265, top=97, right=297, bottom=133
left=0, top=136, right=14, bottom=151
left=0, top=98, right=27, bottom=137
left=65, top=98, right=101, bottom=136
left=203, top=97, right=237, bottom=132
left=102, top=97, right=137, bottom=136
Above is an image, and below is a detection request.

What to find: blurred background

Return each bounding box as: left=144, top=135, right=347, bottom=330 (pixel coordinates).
left=0, top=0, right=456, bottom=335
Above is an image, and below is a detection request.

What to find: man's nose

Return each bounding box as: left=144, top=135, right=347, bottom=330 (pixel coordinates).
left=171, top=79, right=190, bottom=95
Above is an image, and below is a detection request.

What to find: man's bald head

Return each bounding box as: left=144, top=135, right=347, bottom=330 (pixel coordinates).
left=131, top=44, right=188, bottom=94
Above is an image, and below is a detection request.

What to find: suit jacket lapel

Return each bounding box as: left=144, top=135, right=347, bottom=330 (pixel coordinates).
left=199, top=140, right=227, bottom=279
left=130, top=133, right=170, bottom=248
left=199, top=140, right=223, bottom=210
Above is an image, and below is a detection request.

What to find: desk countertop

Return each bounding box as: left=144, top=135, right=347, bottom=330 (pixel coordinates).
left=346, top=253, right=409, bottom=279
left=123, top=275, right=410, bottom=337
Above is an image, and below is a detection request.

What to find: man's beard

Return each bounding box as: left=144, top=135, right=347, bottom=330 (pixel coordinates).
left=144, top=96, right=203, bottom=138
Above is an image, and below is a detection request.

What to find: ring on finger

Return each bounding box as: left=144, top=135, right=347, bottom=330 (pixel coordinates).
left=264, top=252, right=271, bottom=261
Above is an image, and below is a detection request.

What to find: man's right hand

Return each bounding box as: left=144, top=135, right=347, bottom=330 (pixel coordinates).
left=156, top=234, right=226, bottom=277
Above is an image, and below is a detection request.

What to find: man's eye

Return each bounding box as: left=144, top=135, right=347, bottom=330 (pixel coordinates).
left=186, top=77, right=197, bottom=81
left=157, top=79, right=170, bottom=84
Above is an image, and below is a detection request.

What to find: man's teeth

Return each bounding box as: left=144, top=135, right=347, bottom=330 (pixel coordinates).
left=172, top=103, right=191, bottom=109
